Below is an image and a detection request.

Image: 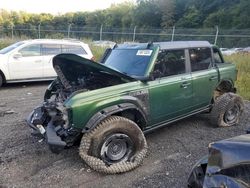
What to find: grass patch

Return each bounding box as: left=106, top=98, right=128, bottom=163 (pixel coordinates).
left=224, top=53, right=250, bottom=100
left=89, top=44, right=107, bottom=62
left=0, top=38, right=16, bottom=49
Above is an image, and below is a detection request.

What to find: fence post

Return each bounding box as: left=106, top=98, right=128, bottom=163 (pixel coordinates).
left=171, top=26, right=175, bottom=41
left=11, top=25, right=14, bottom=39
left=214, top=26, right=219, bottom=45
left=133, top=26, right=137, bottom=42
left=38, top=23, right=41, bottom=39
left=67, top=24, right=71, bottom=38
left=100, top=24, right=103, bottom=41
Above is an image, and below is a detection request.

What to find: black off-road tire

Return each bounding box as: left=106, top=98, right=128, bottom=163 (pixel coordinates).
left=210, top=92, right=244, bottom=127
left=79, top=116, right=148, bottom=174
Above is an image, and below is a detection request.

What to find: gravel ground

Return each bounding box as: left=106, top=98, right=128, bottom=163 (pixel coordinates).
left=0, top=82, right=249, bottom=188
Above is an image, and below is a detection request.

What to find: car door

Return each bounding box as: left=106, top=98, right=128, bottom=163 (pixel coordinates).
left=42, top=43, right=62, bottom=77
left=189, top=47, right=218, bottom=109
left=148, top=49, right=193, bottom=125
left=8, top=44, right=44, bottom=79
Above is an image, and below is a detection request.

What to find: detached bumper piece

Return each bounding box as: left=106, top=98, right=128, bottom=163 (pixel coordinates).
left=26, top=107, right=47, bottom=136
left=26, top=106, right=67, bottom=153
left=46, top=121, right=66, bottom=153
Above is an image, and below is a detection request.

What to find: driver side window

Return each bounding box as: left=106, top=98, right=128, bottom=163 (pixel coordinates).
left=153, top=49, right=186, bottom=78
left=19, top=44, right=41, bottom=57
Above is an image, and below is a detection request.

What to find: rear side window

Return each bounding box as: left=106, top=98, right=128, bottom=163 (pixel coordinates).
left=41, top=44, right=61, bottom=55
left=189, top=48, right=212, bottom=72
left=19, top=44, right=41, bottom=57
left=154, top=49, right=186, bottom=77
left=62, top=45, right=87, bottom=54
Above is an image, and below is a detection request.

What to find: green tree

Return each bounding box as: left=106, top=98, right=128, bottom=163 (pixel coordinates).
left=133, top=0, right=162, bottom=28
left=176, top=6, right=202, bottom=28
left=158, top=0, right=175, bottom=28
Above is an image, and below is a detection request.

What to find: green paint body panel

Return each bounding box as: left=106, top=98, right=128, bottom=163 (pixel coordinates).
left=59, top=44, right=237, bottom=131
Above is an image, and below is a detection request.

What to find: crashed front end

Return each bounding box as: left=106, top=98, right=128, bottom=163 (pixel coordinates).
left=26, top=53, right=134, bottom=153
left=26, top=97, right=79, bottom=153
left=188, top=134, right=250, bottom=188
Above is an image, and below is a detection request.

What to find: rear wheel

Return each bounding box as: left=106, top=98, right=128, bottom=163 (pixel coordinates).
left=79, top=116, right=148, bottom=174
left=210, top=93, right=244, bottom=127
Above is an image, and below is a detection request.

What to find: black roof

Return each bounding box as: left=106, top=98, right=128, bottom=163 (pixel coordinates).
left=116, top=41, right=212, bottom=50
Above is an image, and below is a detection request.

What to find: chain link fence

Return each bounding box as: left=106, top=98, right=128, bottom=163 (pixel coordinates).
left=1, top=24, right=250, bottom=48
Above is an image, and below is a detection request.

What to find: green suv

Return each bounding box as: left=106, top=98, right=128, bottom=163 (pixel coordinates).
left=27, top=41, right=244, bottom=174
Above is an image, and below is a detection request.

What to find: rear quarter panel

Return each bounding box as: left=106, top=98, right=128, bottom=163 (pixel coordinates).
left=217, top=62, right=237, bottom=85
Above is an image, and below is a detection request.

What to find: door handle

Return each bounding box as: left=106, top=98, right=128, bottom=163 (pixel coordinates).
left=181, top=82, right=191, bottom=89
left=209, top=76, right=217, bottom=81
left=35, top=60, right=42, bottom=63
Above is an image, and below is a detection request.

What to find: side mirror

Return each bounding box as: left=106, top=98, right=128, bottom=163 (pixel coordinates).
left=149, top=71, right=155, bottom=80
left=150, top=70, right=163, bottom=80
left=13, top=53, right=22, bottom=59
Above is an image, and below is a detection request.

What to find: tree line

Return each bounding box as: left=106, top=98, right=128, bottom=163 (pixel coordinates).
left=0, top=0, right=250, bottom=30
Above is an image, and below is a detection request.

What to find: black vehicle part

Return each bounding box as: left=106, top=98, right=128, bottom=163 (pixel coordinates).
left=31, top=107, right=47, bottom=125
left=0, top=72, right=4, bottom=87
left=188, top=134, right=250, bottom=188
left=210, top=92, right=244, bottom=127
left=99, top=48, right=112, bottom=64
left=26, top=106, right=47, bottom=132
left=79, top=116, right=148, bottom=174
left=246, top=127, right=250, bottom=134
left=46, top=121, right=66, bottom=154
left=54, top=65, right=72, bottom=89
left=187, top=156, right=208, bottom=188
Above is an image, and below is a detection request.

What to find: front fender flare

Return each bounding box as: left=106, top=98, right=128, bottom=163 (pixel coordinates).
left=82, top=103, right=147, bottom=133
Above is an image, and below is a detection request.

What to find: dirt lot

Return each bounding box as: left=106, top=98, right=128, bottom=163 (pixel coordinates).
left=0, top=82, right=249, bottom=188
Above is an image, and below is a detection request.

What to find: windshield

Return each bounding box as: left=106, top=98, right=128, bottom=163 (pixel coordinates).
left=104, top=49, right=153, bottom=77
left=0, top=42, right=25, bottom=54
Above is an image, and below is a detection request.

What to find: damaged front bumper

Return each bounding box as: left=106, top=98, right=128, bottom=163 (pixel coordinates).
left=26, top=106, right=74, bottom=153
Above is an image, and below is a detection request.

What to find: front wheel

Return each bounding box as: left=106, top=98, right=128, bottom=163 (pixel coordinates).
left=79, top=116, right=148, bottom=174
left=210, top=93, right=244, bottom=127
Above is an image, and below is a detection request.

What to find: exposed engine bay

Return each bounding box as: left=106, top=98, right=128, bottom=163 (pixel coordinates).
left=45, top=66, right=126, bottom=103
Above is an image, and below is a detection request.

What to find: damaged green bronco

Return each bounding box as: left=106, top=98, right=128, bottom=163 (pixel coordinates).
left=27, top=41, right=244, bottom=174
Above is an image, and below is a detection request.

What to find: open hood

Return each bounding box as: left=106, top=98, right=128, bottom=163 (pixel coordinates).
left=52, top=53, right=136, bottom=84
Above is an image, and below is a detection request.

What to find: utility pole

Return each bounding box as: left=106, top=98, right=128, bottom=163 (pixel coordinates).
left=133, top=26, right=137, bottom=42
left=38, top=23, right=41, bottom=39
left=214, top=26, right=219, bottom=45
left=171, top=26, right=175, bottom=41
left=100, top=24, right=103, bottom=41
left=11, top=25, right=14, bottom=39
left=67, top=24, right=71, bottom=38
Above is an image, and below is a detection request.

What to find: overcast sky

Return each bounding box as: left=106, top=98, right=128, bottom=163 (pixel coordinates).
left=1, top=0, right=135, bottom=14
